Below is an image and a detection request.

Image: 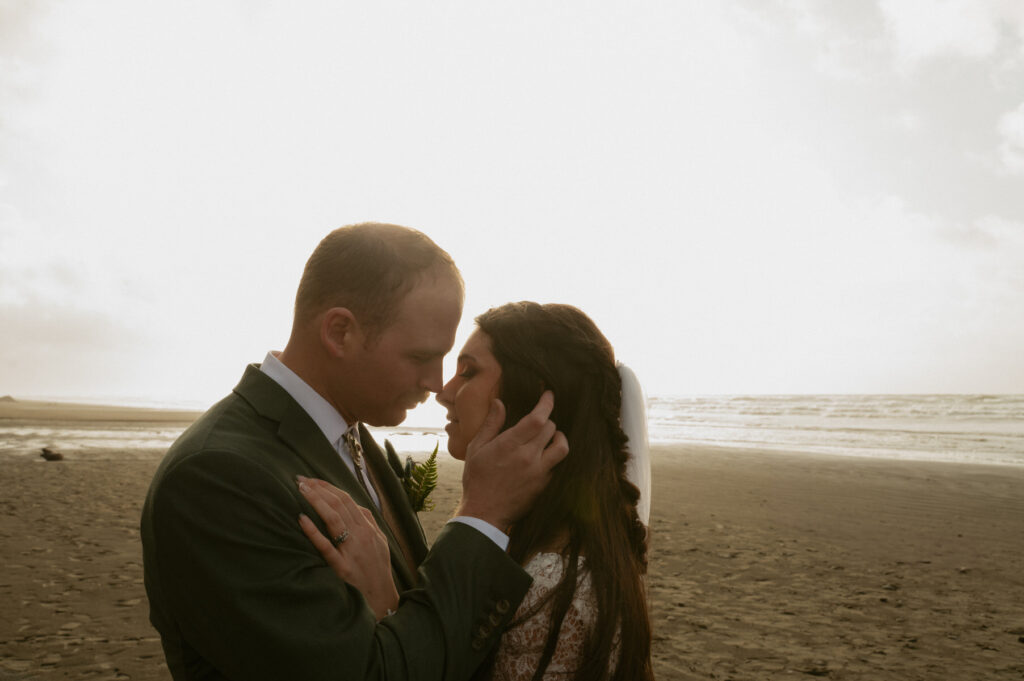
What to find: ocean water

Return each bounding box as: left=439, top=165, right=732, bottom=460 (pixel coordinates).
left=648, top=394, right=1024, bottom=466
left=2, top=395, right=1021, bottom=466
left=0, top=424, right=197, bottom=461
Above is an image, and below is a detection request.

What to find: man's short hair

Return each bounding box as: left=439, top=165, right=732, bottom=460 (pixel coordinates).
left=294, top=222, right=463, bottom=336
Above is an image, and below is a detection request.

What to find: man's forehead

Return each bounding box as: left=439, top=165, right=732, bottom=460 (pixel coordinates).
left=385, top=305, right=460, bottom=349
left=372, top=272, right=460, bottom=340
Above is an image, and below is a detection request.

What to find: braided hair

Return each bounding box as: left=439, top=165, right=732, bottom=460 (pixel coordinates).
left=474, top=302, right=652, bottom=681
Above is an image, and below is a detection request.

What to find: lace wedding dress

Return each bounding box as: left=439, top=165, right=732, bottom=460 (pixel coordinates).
left=490, top=552, right=618, bottom=680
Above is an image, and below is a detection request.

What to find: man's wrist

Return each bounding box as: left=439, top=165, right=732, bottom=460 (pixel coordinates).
left=448, top=517, right=509, bottom=551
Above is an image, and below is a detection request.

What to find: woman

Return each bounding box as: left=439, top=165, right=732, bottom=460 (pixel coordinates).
left=302, top=302, right=653, bottom=681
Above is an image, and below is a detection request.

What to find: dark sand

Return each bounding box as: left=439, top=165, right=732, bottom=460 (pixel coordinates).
left=2, top=405, right=1023, bottom=679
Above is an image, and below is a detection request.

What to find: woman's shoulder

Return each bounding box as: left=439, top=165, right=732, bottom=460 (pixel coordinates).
left=522, top=551, right=587, bottom=580
left=522, top=551, right=568, bottom=577
left=519, top=552, right=595, bottom=610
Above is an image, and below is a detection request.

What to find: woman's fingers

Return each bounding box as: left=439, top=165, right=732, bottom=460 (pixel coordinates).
left=297, top=476, right=386, bottom=557
left=311, top=479, right=380, bottom=526
left=308, top=478, right=353, bottom=505
left=356, top=505, right=381, bottom=532
left=298, top=512, right=347, bottom=574
left=296, top=477, right=399, bottom=620
left=298, top=482, right=345, bottom=534
left=297, top=481, right=368, bottom=581
left=356, top=506, right=391, bottom=549
left=297, top=478, right=361, bottom=552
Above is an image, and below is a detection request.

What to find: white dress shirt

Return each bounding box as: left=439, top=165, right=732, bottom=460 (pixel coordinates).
left=259, top=351, right=508, bottom=550
left=260, top=352, right=379, bottom=508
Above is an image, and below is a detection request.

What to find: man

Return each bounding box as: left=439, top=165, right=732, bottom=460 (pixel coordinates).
left=141, top=223, right=568, bottom=681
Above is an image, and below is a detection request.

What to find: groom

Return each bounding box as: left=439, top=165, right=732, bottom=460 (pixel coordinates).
left=141, top=223, right=568, bottom=681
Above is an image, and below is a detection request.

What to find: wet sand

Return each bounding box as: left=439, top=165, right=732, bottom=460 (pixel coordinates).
left=2, top=405, right=1023, bottom=679
left=0, top=399, right=202, bottom=424
left=641, top=445, right=1024, bottom=680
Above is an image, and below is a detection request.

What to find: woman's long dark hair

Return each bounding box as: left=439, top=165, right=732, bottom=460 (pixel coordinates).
left=475, top=302, right=653, bottom=681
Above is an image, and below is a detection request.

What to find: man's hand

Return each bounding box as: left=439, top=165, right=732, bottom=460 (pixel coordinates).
left=457, top=391, right=569, bottom=531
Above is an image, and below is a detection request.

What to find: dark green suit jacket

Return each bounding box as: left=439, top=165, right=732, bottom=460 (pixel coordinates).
left=141, top=365, right=530, bottom=681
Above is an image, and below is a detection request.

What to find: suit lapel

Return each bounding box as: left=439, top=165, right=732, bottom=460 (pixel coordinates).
left=235, top=366, right=357, bottom=488
left=359, top=426, right=428, bottom=564
left=233, top=365, right=417, bottom=589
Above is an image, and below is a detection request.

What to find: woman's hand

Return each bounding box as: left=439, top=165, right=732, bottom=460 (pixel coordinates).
left=297, top=476, right=399, bottom=621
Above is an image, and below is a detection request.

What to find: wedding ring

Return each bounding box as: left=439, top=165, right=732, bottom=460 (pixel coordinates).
left=331, top=530, right=350, bottom=547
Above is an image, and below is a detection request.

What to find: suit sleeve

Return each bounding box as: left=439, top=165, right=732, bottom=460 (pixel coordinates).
left=149, top=449, right=530, bottom=681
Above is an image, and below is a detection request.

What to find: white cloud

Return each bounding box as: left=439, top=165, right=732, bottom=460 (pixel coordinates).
left=2, top=0, right=1023, bottom=397
left=761, top=0, right=1024, bottom=78
left=997, top=102, right=1024, bottom=174
left=0, top=204, right=156, bottom=398
left=825, top=198, right=1024, bottom=392
left=954, top=214, right=1024, bottom=285
left=0, top=0, right=56, bottom=158
left=0, top=204, right=129, bottom=312
left=879, top=0, right=1024, bottom=71
left=734, top=0, right=887, bottom=80
left=894, top=109, right=924, bottom=133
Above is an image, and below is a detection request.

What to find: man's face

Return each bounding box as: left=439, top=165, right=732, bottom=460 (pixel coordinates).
left=341, top=274, right=462, bottom=427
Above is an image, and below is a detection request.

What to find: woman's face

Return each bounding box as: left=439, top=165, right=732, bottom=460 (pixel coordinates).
left=436, top=329, right=502, bottom=460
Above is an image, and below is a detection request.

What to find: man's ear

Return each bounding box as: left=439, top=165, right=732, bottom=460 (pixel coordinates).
left=320, top=307, right=362, bottom=358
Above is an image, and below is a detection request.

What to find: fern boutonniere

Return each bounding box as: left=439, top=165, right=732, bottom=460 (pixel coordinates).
left=402, top=443, right=439, bottom=512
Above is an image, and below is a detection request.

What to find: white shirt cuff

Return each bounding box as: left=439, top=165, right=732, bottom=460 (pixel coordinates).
left=448, top=517, right=509, bottom=551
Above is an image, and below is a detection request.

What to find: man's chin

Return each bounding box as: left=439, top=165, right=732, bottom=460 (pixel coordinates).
left=363, top=398, right=426, bottom=427
left=364, top=410, right=407, bottom=428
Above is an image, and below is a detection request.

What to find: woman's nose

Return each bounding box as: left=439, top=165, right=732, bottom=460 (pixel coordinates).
left=436, top=378, right=454, bottom=407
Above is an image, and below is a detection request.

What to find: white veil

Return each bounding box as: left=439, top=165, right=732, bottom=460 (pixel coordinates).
left=617, top=362, right=651, bottom=526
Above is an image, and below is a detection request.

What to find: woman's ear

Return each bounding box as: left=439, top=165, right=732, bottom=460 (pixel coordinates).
left=320, top=307, right=362, bottom=358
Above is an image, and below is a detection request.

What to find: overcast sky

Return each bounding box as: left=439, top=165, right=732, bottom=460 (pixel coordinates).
left=2, top=0, right=1023, bottom=417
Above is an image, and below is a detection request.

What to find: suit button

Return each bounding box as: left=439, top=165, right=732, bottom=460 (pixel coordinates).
left=475, top=625, right=492, bottom=638
left=471, top=638, right=486, bottom=651
left=488, top=612, right=502, bottom=627
left=495, top=599, right=510, bottom=614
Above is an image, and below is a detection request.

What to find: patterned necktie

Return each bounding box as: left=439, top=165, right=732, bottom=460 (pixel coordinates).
left=342, top=426, right=372, bottom=496
left=343, top=425, right=419, bottom=574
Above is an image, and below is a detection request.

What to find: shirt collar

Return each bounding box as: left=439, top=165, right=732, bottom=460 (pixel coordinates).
left=259, top=351, right=351, bottom=450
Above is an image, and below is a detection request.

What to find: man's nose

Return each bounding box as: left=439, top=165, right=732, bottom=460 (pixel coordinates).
left=422, top=361, right=445, bottom=394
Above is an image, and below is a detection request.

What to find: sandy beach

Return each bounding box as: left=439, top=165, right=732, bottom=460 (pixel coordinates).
left=2, top=404, right=1023, bottom=680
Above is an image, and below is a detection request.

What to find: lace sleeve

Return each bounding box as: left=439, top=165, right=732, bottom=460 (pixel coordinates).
left=489, top=554, right=598, bottom=681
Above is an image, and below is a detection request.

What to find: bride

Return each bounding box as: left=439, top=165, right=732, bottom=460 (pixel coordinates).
left=301, top=302, right=653, bottom=681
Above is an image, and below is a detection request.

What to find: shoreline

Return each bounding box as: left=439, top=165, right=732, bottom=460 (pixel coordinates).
left=0, top=398, right=203, bottom=423
left=3, top=398, right=1022, bottom=469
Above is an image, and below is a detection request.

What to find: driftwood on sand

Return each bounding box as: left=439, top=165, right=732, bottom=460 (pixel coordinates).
left=40, top=447, right=64, bottom=462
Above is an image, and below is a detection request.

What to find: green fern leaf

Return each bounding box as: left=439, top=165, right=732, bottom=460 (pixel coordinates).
left=402, top=443, right=439, bottom=512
